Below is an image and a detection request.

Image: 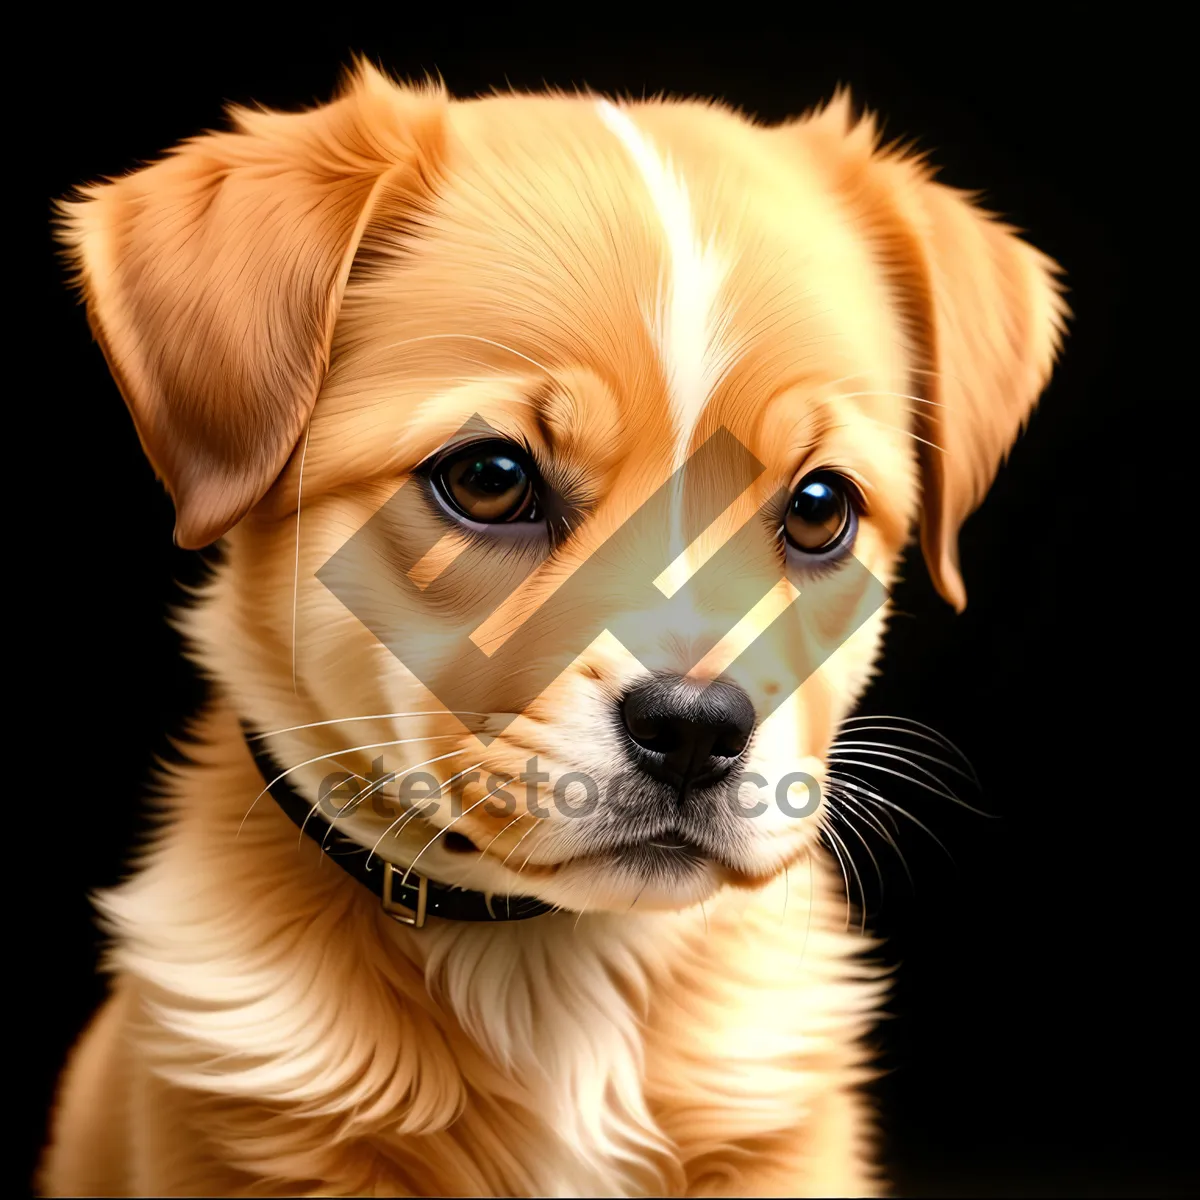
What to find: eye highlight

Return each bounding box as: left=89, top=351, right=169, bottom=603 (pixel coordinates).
left=783, top=470, right=859, bottom=559
left=433, top=441, right=540, bottom=524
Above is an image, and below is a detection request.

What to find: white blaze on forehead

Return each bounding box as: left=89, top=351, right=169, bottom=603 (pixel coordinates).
left=596, top=99, right=731, bottom=471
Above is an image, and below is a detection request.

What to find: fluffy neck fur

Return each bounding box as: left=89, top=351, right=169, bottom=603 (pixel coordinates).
left=76, top=549, right=886, bottom=1197
left=94, top=701, right=880, bottom=1197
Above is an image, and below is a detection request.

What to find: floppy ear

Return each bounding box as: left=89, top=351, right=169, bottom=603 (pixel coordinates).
left=57, top=62, right=445, bottom=548
left=796, top=93, right=1069, bottom=610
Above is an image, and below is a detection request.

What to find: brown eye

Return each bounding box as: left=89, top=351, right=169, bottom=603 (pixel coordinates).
left=438, top=443, right=537, bottom=523
left=784, top=471, right=856, bottom=554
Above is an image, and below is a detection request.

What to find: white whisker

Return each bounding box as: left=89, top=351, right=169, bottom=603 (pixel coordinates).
left=908, top=364, right=980, bottom=403
left=291, top=424, right=311, bottom=696
left=827, top=772, right=953, bottom=861
left=238, top=734, right=461, bottom=835
left=249, top=710, right=496, bottom=741
left=830, top=802, right=885, bottom=909
left=399, top=775, right=515, bottom=885
left=499, top=822, right=544, bottom=916
left=829, top=388, right=945, bottom=408
left=454, top=813, right=532, bottom=894
left=575, top=879, right=601, bottom=931
left=827, top=754, right=992, bottom=817
left=822, top=822, right=857, bottom=932
left=360, top=751, right=480, bottom=868
left=799, top=852, right=814, bottom=964
left=824, top=413, right=945, bottom=454
left=834, top=788, right=914, bottom=888
left=837, top=719, right=979, bottom=785
left=860, top=414, right=945, bottom=452
left=396, top=762, right=488, bottom=889
left=379, top=332, right=554, bottom=375
left=499, top=820, right=541, bottom=874
left=304, top=747, right=469, bottom=856
left=832, top=739, right=979, bottom=787
left=310, top=759, right=373, bottom=855
left=830, top=769, right=903, bottom=836
left=840, top=714, right=977, bottom=773
left=366, top=803, right=431, bottom=865
left=298, top=773, right=382, bottom=846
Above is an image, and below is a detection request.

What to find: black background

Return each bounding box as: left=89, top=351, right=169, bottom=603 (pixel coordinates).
left=19, top=20, right=1190, bottom=1200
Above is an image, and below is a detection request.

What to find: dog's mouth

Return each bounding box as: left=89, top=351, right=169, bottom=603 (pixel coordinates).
left=606, top=834, right=710, bottom=873
left=564, top=829, right=722, bottom=878
left=447, top=815, right=780, bottom=909
left=434, top=829, right=712, bottom=875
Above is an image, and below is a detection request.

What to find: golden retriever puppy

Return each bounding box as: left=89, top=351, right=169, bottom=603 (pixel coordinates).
left=42, top=62, right=1065, bottom=1197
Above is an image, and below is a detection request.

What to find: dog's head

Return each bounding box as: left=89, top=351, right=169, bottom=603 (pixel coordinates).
left=60, top=64, right=1065, bottom=913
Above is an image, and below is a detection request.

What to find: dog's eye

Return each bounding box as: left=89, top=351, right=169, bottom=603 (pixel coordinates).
left=784, top=471, right=858, bottom=556
left=434, top=441, right=539, bottom=524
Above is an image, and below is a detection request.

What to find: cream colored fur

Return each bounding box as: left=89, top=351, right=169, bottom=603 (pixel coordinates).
left=43, top=62, right=1065, bottom=1197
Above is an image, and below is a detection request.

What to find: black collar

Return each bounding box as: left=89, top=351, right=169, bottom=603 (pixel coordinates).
left=243, top=724, right=555, bottom=927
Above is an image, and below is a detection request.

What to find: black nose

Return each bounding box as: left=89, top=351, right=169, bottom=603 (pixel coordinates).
left=620, top=675, right=756, bottom=790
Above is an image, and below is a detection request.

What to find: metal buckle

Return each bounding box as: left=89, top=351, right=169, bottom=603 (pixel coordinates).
left=381, top=864, right=428, bottom=928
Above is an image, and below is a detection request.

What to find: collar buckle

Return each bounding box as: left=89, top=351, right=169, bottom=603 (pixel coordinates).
left=381, top=864, right=428, bottom=928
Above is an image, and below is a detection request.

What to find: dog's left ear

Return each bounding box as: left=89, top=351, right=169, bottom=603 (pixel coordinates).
left=792, top=95, right=1069, bottom=610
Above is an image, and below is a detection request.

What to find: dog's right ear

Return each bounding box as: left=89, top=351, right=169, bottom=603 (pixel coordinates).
left=57, top=62, right=445, bottom=549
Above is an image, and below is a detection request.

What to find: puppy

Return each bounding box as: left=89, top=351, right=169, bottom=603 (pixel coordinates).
left=43, top=62, right=1065, bottom=1197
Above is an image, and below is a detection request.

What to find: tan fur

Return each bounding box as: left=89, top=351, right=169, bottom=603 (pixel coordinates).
left=44, top=63, right=1065, bottom=1196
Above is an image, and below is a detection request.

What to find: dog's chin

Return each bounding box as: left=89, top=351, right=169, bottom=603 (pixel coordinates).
left=530, top=840, right=727, bottom=913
